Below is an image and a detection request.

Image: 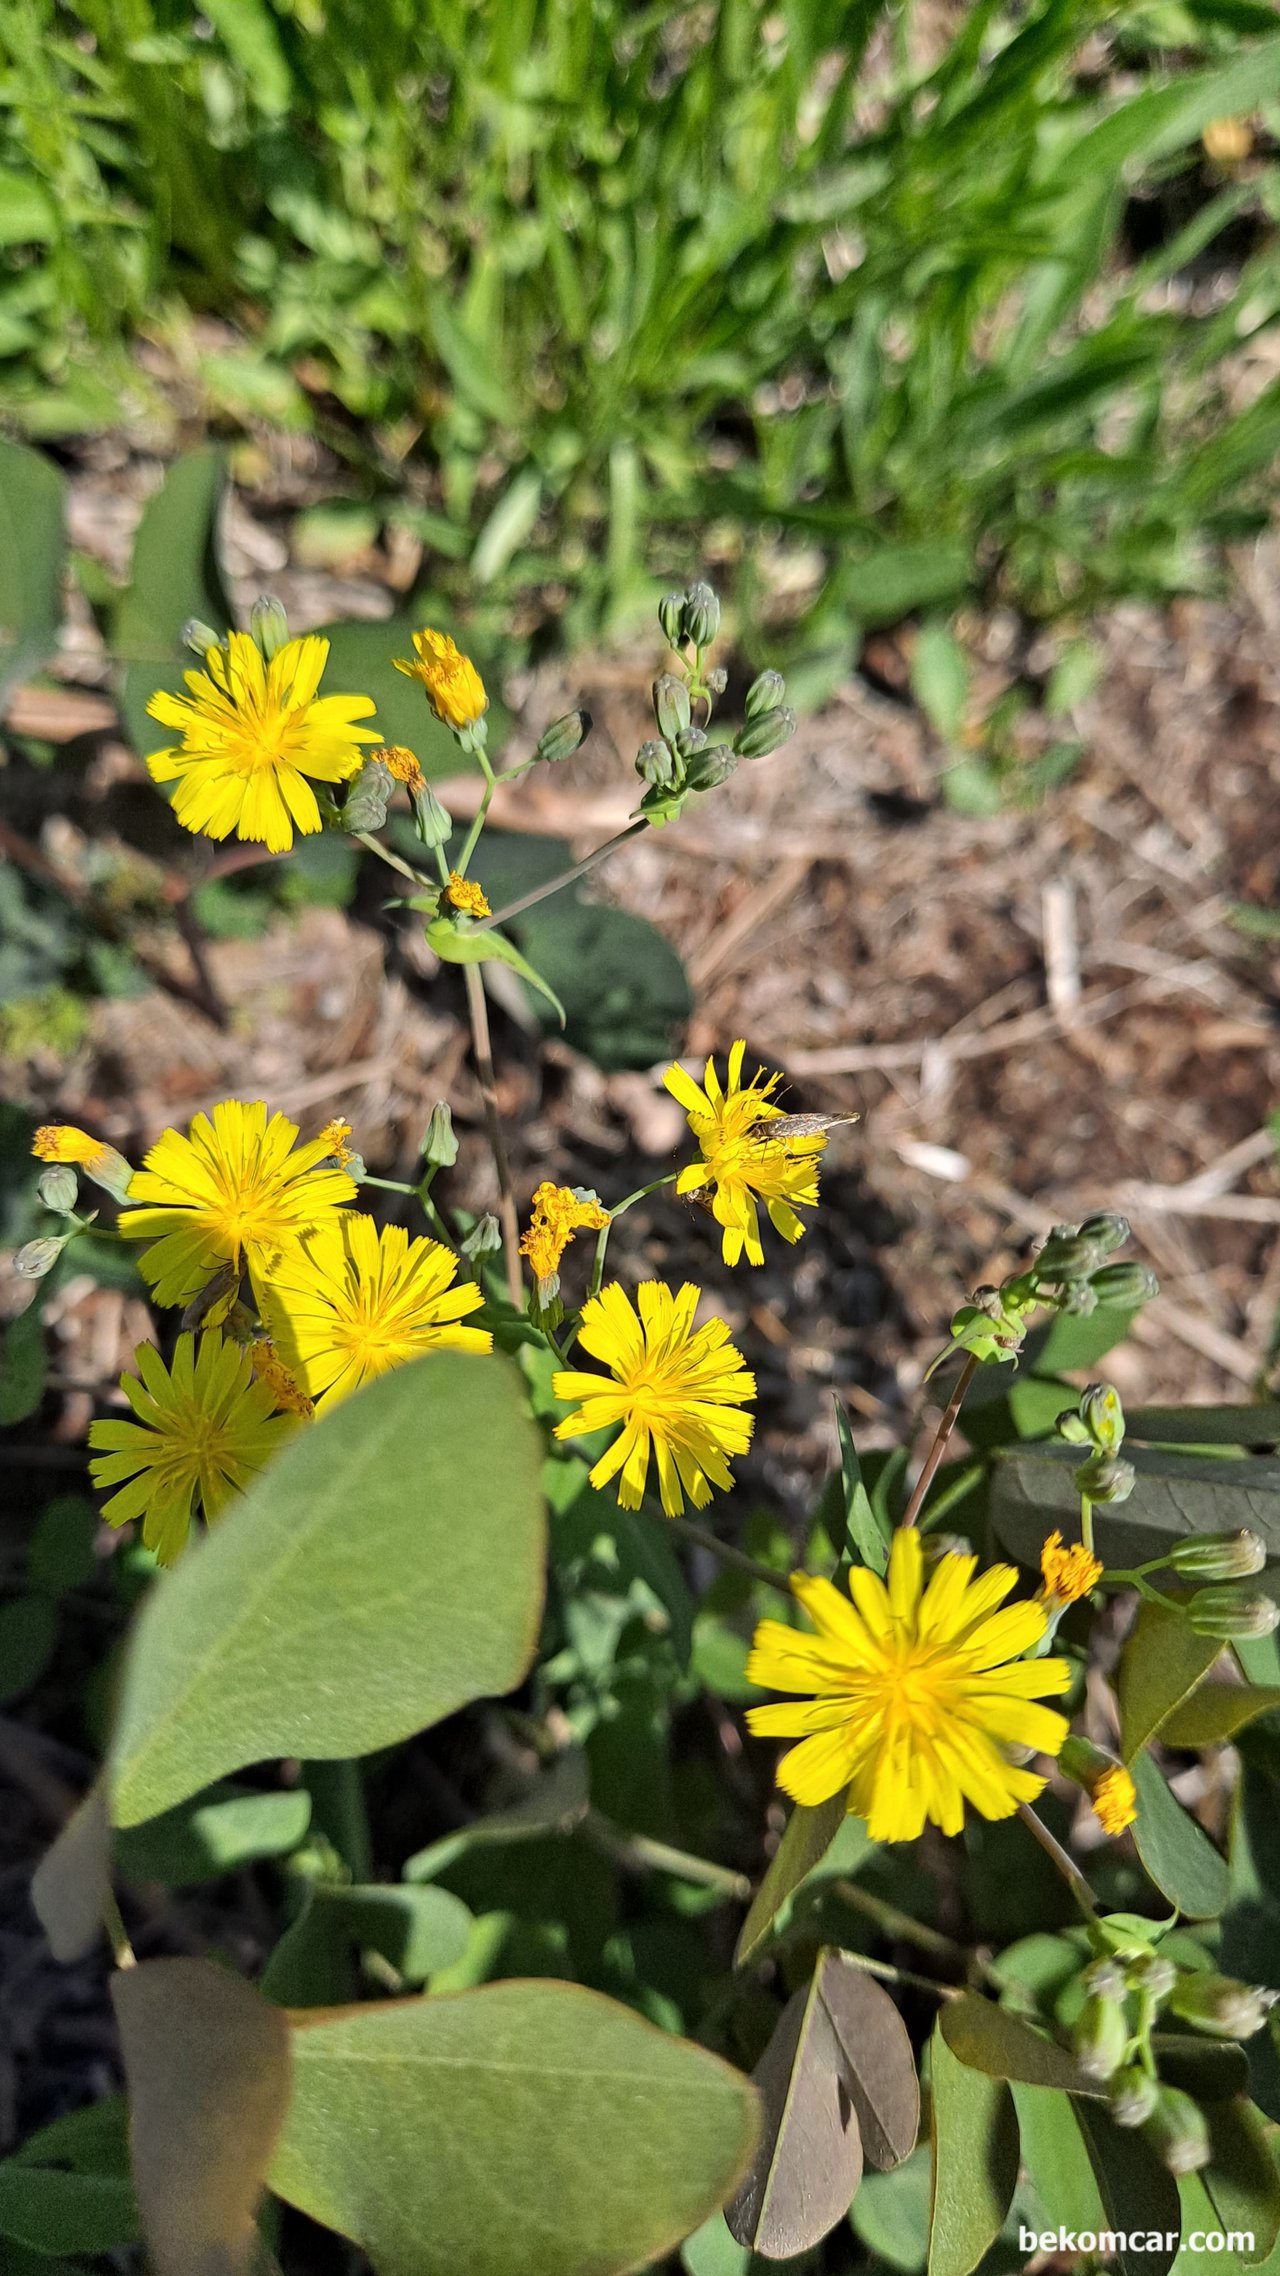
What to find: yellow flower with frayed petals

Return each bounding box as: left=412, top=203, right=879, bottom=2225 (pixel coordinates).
left=381, top=745, right=426, bottom=792
left=259, top=1213, right=492, bottom=1410
left=746, top=1529, right=1070, bottom=1842
left=1040, top=1529, right=1103, bottom=1606
left=520, top=1182, right=610, bottom=1284
left=146, top=632, right=379, bottom=853
left=33, top=1124, right=134, bottom=1200
left=88, top=1332, right=297, bottom=1565
left=552, top=1280, right=755, bottom=1516
left=1093, top=1765, right=1137, bottom=1837
left=664, top=1040, right=824, bottom=1267
left=317, top=1117, right=356, bottom=1168
left=248, top=1339, right=315, bottom=1419
left=445, top=871, right=490, bottom=919
left=119, top=1100, right=358, bottom=1309
left=393, top=629, right=487, bottom=731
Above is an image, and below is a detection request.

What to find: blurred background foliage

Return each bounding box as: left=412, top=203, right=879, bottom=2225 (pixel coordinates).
left=2, top=0, right=1280, bottom=684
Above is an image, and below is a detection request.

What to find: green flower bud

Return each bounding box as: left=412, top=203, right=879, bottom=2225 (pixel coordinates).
left=706, top=666, right=728, bottom=696
left=1090, top=1261, right=1160, bottom=1306
left=1080, top=1955, right=1127, bottom=2000
left=1073, top=1993, right=1129, bottom=2082
left=1035, top=1230, right=1101, bottom=1281
left=1168, top=1972, right=1277, bottom=2040
left=1187, top=1586, right=1280, bottom=1641
left=1077, top=1213, right=1132, bottom=1255
left=685, top=747, right=738, bottom=793
left=1169, top=1530, right=1266, bottom=1581
left=1142, top=2085, right=1211, bottom=2175
left=249, top=593, right=290, bottom=661
left=735, top=706, right=797, bottom=760
left=658, top=592, right=686, bottom=646
left=37, top=1165, right=79, bottom=1215
left=1056, top=1409, right=1094, bottom=1444
left=1080, top=1383, right=1125, bottom=1454
left=636, top=739, right=678, bottom=787
left=421, top=1102, right=459, bottom=1170
left=530, top=1273, right=564, bottom=1332
left=182, top=617, right=222, bottom=656
left=745, top=669, right=786, bottom=721
left=1110, top=2065, right=1160, bottom=2129
left=461, top=1213, right=502, bottom=1259
left=682, top=581, right=720, bottom=647
left=675, top=724, right=708, bottom=758
left=1127, top=1952, right=1175, bottom=2002
left=13, top=1234, right=70, bottom=1279
left=412, top=785, right=454, bottom=850
left=536, top=709, right=592, bottom=764
left=1074, top=1454, right=1136, bottom=1504
left=1060, top=1281, right=1099, bottom=1315
left=653, top=673, right=692, bottom=742
left=342, top=759, right=394, bottom=833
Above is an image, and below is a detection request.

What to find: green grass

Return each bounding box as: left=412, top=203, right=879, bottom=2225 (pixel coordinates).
left=2, top=1, right=1280, bottom=664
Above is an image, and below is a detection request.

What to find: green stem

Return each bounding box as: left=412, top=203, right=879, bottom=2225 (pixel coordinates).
left=1080, top=1492, right=1095, bottom=1558
left=463, top=962, right=523, bottom=1308
left=582, top=1809, right=751, bottom=1901
left=456, top=747, right=497, bottom=875
left=835, top=1949, right=960, bottom=2000
left=472, top=820, right=649, bottom=934
left=664, top=1510, right=796, bottom=1599
left=901, top=1354, right=979, bottom=1530
left=1016, top=1800, right=1098, bottom=1924
left=354, top=829, right=429, bottom=888
left=830, top=1878, right=969, bottom=1966
left=587, top=1172, right=681, bottom=1299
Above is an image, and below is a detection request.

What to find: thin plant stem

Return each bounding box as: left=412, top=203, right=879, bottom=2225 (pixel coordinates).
left=462, top=962, right=522, bottom=1307
left=1016, top=1800, right=1099, bottom=1923
left=1080, top=1491, right=1095, bottom=1558
left=665, top=1511, right=796, bottom=1599
left=900, top=1354, right=979, bottom=1530
left=473, top=820, right=649, bottom=933
left=103, top=1891, right=135, bottom=1969
left=835, top=1949, right=960, bottom=2000
left=354, top=829, right=428, bottom=887
left=359, top=1174, right=459, bottom=1255
left=582, top=1809, right=751, bottom=1901
left=587, top=1172, right=680, bottom=1299
left=830, top=1877, right=969, bottom=1966
left=456, top=747, right=497, bottom=875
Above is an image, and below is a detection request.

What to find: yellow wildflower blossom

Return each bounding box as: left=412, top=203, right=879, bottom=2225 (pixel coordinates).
left=317, top=1117, right=356, bottom=1168
left=520, top=1182, right=610, bottom=1284
left=663, top=1039, right=825, bottom=1267
left=259, top=1213, right=492, bottom=1411
left=746, top=1528, right=1070, bottom=1842
left=552, top=1280, right=755, bottom=1517
left=1040, top=1529, right=1104, bottom=1606
left=88, top=1332, right=297, bottom=1565
left=381, top=745, right=426, bottom=792
left=145, top=632, right=379, bottom=854
left=393, top=629, right=487, bottom=731
left=32, top=1124, right=134, bottom=1201
left=445, top=872, right=490, bottom=919
left=119, top=1099, right=357, bottom=1309
left=1093, top=1765, right=1137, bottom=1837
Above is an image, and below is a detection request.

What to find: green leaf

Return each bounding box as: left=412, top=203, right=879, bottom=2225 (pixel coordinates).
left=735, top=1787, right=852, bottom=1967
left=927, top=2020, right=1018, bottom=2276
left=114, top=448, right=233, bottom=758
left=1151, top=2035, right=1251, bottom=2102
left=851, top=2145, right=932, bottom=2274
left=0, top=437, right=65, bottom=698
left=1162, top=1686, right=1280, bottom=1752
left=270, top=1980, right=760, bottom=2276
left=31, top=1779, right=112, bottom=1964
left=0, top=1304, right=46, bottom=1426
left=910, top=623, right=970, bottom=743
left=939, top=1994, right=1094, bottom=2093
left=726, top=1967, right=865, bottom=2257
left=833, top=1400, right=889, bottom=1575
left=1073, top=2096, right=1181, bottom=2276
left=992, top=1440, right=1280, bottom=1575
left=1118, top=1599, right=1224, bottom=1763
left=114, top=1782, right=313, bottom=1886
left=1012, top=2085, right=1108, bottom=2236
left=1131, top=1750, right=1230, bottom=1920
left=1203, top=2097, right=1280, bottom=2266
left=28, top=1495, right=99, bottom=1593
left=404, top=1748, right=590, bottom=1883
left=0, top=2167, right=138, bottom=2256
left=1127, top=1406, right=1280, bottom=1448
left=263, top=1883, right=475, bottom=2001
left=0, top=1592, right=57, bottom=1703
left=838, top=542, right=971, bottom=627
left=320, top=613, right=509, bottom=781
left=108, top=1354, right=546, bottom=1826
left=425, top=916, right=567, bottom=1025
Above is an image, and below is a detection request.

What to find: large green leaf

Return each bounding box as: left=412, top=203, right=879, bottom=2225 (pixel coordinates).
left=108, top=1355, right=546, bottom=1826
left=939, top=1994, right=1093, bottom=2093
left=114, top=1780, right=313, bottom=1886
left=1118, top=1600, right=1223, bottom=1763
left=114, top=448, right=234, bottom=757
left=1073, top=2098, right=1181, bottom=2276
left=0, top=437, right=66, bottom=698
left=1130, top=1751, right=1230, bottom=1920
left=1204, top=2097, right=1280, bottom=2267
left=1162, top=1686, right=1280, bottom=1753
left=927, top=2021, right=1017, bottom=2276
left=735, top=1787, right=851, bottom=1967
left=991, top=1442, right=1280, bottom=1572
left=269, top=1980, right=759, bottom=2276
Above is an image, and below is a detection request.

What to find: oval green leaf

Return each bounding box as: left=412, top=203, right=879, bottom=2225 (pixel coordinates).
left=425, top=916, right=567, bottom=1025
left=1204, top=2096, right=1280, bottom=2266
left=939, top=1993, right=1094, bottom=2094
left=108, top=1354, right=546, bottom=1826
left=270, top=1980, right=759, bottom=2276
left=1161, top=1684, right=1280, bottom=1752
left=735, top=1787, right=851, bottom=1968
left=1118, top=1599, right=1224, bottom=1764
left=928, top=2022, right=1018, bottom=2276
left=1130, top=1750, right=1230, bottom=1920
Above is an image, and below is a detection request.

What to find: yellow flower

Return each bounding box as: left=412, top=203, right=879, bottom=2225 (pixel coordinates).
left=119, top=1099, right=358, bottom=1309
left=745, top=1529, right=1070, bottom=1843
left=32, top=1124, right=134, bottom=1201
left=520, top=1181, right=610, bottom=1284
left=1040, top=1530, right=1104, bottom=1606
left=552, top=1280, right=755, bottom=1517
left=663, top=1040, right=825, bottom=1267
left=380, top=745, right=426, bottom=792
left=145, top=632, right=379, bottom=854
left=1093, top=1765, right=1137, bottom=1837
left=259, top=1212, right=493, bottom=1410
left=317, top=1117, right=356, bottom=1168
left=445, top=871, right=491, bottom=919
left=247, top=1338, right=315, bottom=1419
left=88, top=1332, right=297, bottom=1565
left=393, top=629, right=487, bottom=731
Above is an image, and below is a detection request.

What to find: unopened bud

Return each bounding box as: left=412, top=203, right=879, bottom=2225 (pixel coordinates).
left=1035, top=1231, right=1100, bottom=1281
left=1168, top=1972, right=1277, bottom=2040
left=250, top=593, right=290, bottom=661
left=685, top=745, right=737, bottom=793
left=461, top=1213, right=502, bottom=1259
left=1143, top=2085, right=1211, bottom=2175
left=1090, top=1261, right=1160, bottom=1307
left=652, top=673, right=691, bottom=742
left=1077, top=1213, right=1131, bottom=1255
left=1074, top=1454, right=1136, bottom=1505
left=421, top=1102, right=458, bottom=1170
left=1187, top=1586, right=1280, bottom=1641
left=1110, top=2065, right=1160, bottom=2129
left=182, top=617, right=222, bottom=656
left=1128, top=1951, right=1175, bottom=2002
left=1080, top=1383, right=1125, bottom=1454
left=342, top=759, right=394, bottom=833
left=674, top=724, right=708, bottom=758
left=13, top=1234, right=70, bottom=1279
left=1061, top=1281, right=1100, bottom=1315
left=1073, top=1993, right=1129, bottom=2082
left=412, top=785, right=454, bottom=850
left=735, top=706, right=797, bottom=760
left=636, top=739, right=678, bottom=787
left=1056, top=1409, right=1094, bottom=1444
left=682, top=581, right=720, bottom=647
left=658, top=592, right=686, bottom=646
left=1170, top=1530, right=1266, bottom=1581
left=706, top=666, right=728, bottom=696
left=536, top=709, right=591, bottom=764
left=1081, top=1956, right=1127, bottom=2000
left=744, top=669, right=786, bottom=721
left=37, top=1166, right=79, bottom=1215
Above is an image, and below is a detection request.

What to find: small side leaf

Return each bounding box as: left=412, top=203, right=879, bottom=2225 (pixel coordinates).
left=1130, top=1750, right=1230, bottom=1920
left=1118, top=1598, right=1223, bottom=1763
left=833, top=1401, right=889, bottom=1576
left=425, top=917, right=566, bottom=1026
left=939, top=1992, right=1094, bottom=2094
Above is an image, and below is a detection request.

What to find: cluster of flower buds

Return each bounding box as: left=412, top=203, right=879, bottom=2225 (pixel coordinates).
left=636, top=584, right=795, bottom=825
left=930, top=1217, right=1159, bottom=1379
left=1143, top=1528, right=1272, bottom=1641
left=1056, top=1379, right=1135, bottom=1506
left=1070, top=1935, right=1275, bottom=2173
